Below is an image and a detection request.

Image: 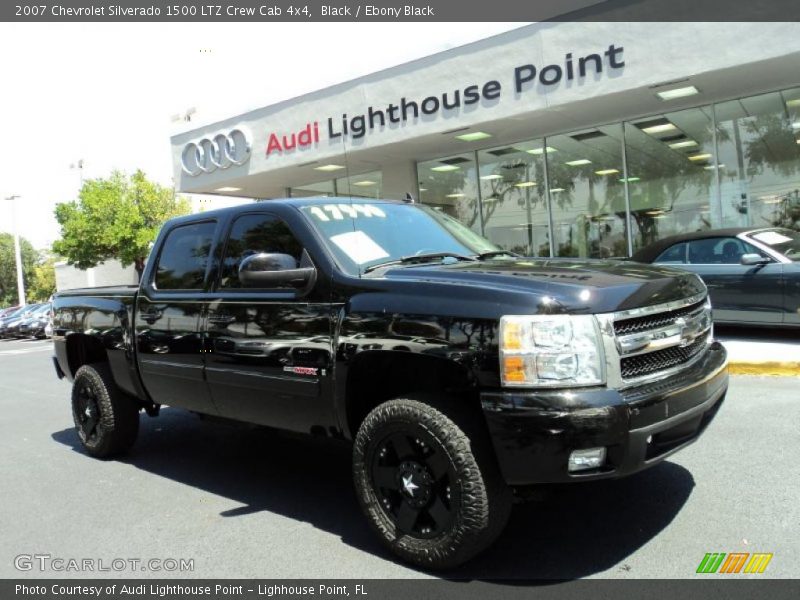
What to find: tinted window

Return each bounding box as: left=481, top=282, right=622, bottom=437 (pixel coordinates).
left=220, top=214, right=304, bottom=289
left=155, top=221, right=216, bottom=290
left=655, top=242, right=688, bottom=264
left=687, top=237, right=765, bottom=264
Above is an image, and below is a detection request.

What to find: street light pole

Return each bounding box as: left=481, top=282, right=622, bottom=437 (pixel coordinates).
left=4, top=195, right=25, bottom=306
left=70, top=159, right=85, bottom=188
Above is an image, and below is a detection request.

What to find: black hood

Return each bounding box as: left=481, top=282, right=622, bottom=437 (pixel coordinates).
left=375, top=258, right=705, bottom=315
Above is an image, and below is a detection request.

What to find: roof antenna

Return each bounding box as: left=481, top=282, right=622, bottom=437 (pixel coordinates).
left=404, top=192, right=416, bottom=204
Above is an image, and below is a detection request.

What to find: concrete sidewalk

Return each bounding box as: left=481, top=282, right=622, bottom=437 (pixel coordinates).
left=715, top=325, right=800, bottom=376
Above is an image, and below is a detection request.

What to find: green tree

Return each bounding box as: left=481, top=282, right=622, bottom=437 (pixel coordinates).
left=53, top=170, right=191, bottom=280
left=0, top=233, right=38, bottom=306
left=27, top=257, right=56, bottom=302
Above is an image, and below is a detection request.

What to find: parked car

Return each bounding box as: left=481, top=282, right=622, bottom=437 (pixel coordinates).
left=0, top=304, right=43, bottom=338
left=52, top=198, right=728, bottom=569
left=631, top=227, right=800, bottom=327
left=0, top=305, right=20, bottom=319
left=18, top=303, right=52, bottom=339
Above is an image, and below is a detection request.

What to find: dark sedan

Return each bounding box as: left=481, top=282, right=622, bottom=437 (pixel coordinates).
left=632, top=227, right=800, bottom=327
left=0, top=304, right=44, bottom=338
left=18, top=303, right=52, bottom=339
left=0, top=306, right=28, bottom=338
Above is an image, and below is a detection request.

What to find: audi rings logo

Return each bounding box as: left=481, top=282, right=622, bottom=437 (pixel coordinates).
left=181, top=129, right=252, bottom=176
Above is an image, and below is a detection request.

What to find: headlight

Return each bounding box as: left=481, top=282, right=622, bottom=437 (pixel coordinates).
left=499, top=314, right=605, bottom=387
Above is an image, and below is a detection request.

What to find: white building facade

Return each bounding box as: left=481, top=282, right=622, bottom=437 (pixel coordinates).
left=170, top=22, right=800, bottom=258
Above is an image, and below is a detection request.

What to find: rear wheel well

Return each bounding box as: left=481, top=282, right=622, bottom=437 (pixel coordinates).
left=345, top=352, right=480, bottom=438
left=65, top=334, right=108, bottom=377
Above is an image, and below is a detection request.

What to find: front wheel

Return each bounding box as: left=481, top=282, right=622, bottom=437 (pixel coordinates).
left=353, top=398, right=511, bottom=569
left=71, top=363, right=140, bottom=458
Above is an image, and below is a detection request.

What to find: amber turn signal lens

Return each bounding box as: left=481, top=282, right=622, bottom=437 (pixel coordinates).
left=503, top=356, right=526, bottom=382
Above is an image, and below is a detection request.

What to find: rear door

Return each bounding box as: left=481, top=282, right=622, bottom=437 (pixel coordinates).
left=201, top=211, right=335, bottom=432
left=135, top=219, right=219, bottom=414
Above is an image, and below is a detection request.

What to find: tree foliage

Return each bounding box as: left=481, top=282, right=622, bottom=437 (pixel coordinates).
left=0, top=233, right=38, bottom=306
left=53, top=170, right=191, bottom=278
left=27, top=257, right=56, bottom=303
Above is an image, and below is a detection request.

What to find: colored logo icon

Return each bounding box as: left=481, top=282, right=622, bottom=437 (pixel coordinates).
left=696, top=552, right=773, bottom=574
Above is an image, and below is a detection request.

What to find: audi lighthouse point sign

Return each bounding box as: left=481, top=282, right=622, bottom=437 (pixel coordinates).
left=181, top=129, right=252, bottom=176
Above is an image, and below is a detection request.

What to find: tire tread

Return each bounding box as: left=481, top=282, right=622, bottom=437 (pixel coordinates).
left=71, top=363, right=139, bottom=458
left=353, top=397, right=511, bottom=569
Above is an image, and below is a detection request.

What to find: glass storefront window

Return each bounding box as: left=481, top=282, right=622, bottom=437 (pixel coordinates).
left=715, top=88, right=800, bottom=231
left=336, top=170, right=383, bottom=199
left=547, top=124, right=628, bottom=258
left=477, top=140, right=550, bottom=256
left=414, top=86, right=800, bottom=260
left=417, top=153, right=481, bottom=233
left=289, top=179, right=335, bottom=198
left=290, top=170, right=382, bottom=199
left=624, top=106, right=717, bottom=252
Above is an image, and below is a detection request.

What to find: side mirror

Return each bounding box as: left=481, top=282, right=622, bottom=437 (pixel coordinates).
left=740, top=253, right=769, bottom=266
left=238, top=252, right=316, bottom=290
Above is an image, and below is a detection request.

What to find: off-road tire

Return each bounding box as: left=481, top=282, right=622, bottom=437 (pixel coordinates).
left=353, top=397, right=512, bottom=569
left=71, top=363, right=140, bottom=458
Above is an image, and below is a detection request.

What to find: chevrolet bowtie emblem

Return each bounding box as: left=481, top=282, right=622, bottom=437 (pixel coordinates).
left=402, top=474, right=419, bottom=496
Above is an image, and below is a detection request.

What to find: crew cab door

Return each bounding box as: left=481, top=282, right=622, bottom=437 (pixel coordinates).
left=135, top=219, right=219, bottom=414
left=201, top=211, right=334, bottom=432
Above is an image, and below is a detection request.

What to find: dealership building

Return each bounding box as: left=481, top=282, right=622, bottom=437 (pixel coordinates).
left=171, top=21, right=800, bottom=258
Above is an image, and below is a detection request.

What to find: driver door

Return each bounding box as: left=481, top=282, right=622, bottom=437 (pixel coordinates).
left=201, top=212, right=335, bottom=433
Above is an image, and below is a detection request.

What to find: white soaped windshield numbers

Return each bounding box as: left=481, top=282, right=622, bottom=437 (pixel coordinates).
left=308, top=204, right=387, bottom=222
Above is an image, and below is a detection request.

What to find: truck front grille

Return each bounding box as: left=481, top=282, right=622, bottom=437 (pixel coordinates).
left=611, top=293, right=712, bottom=384
left=620, top=332, right=710, bottom=379
left=614, top=300, right=706, bottom=336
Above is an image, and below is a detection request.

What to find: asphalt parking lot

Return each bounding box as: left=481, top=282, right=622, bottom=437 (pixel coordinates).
left=0, top=337, right=797, bottom=580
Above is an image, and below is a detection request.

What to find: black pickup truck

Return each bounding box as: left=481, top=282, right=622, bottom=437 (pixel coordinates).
left=52, top=198, right=728, bottom=568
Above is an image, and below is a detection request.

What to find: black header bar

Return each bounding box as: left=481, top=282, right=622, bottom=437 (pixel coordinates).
left=4, top=579, right=800, bottom=600
left=4, top=0, right=800, bottom=22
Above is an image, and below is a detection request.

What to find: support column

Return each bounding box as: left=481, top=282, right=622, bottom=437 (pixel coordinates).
left=380, top=160, right=419, bottom=201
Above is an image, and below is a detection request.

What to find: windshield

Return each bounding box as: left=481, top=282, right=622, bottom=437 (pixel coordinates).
left=747, top=228, right=800, bottom=261
left=300, top=201, right=500, bottom=275
left=30, top=304, right=51, bottom=317
left=2, top=307, right=25, bottom=319
left=19, top=304, right=43, bottom=317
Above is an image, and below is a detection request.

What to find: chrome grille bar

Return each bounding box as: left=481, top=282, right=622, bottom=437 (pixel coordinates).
left=596, top=294, right=713, bottom=389
left=615, top=303, right=711, bottom=358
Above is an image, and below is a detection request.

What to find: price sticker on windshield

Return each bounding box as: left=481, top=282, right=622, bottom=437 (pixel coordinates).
left=307, top=204, right=386, bottom=222
left=330, top=231, right=390, bottom=265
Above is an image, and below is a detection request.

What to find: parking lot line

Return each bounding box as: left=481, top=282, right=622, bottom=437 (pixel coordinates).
left=728, top=362, right=800, bottom=376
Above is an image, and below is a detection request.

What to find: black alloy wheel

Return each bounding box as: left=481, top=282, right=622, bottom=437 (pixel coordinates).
left=353, top=397, right=512, bottom=569
left=371, top=429, right=458, bottom=539
left=70, top=363, right=140, bottom=458
left=75, top=383, right=103, bottom=444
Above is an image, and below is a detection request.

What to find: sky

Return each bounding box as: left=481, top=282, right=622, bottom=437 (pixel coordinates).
left=0, top=22, right=523, bottom=251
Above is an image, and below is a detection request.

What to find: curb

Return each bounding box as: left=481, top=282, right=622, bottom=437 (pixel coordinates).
left=728, top=362, right=799, bottom=377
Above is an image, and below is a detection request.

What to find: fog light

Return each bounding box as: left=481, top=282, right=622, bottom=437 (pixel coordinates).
left=568, top=447, right=607, bottom=472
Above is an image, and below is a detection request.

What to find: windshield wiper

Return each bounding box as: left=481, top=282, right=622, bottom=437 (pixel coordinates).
left=475, top=250, right=520, bottom=260
left=363, top=252, right=476, bottom=274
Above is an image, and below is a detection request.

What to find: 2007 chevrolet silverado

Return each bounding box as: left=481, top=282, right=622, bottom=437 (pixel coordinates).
left=52, top=198, right=728, bottom=568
